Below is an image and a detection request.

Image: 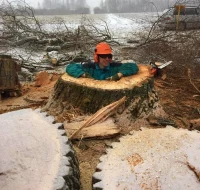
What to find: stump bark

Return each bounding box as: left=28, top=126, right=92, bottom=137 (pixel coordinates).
left=44, top=64, right=158, bottom=118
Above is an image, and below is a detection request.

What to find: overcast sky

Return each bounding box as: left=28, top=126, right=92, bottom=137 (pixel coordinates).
left=25, top=0, right=101, bottom=8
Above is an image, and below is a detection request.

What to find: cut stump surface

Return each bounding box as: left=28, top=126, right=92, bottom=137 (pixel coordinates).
left=61, top=64, right=151, bottom=90
left=44, top=64, right=158, bottom=117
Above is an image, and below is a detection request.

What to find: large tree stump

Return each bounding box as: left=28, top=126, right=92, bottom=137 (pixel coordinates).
left=44, top=64, right=158, bottom=118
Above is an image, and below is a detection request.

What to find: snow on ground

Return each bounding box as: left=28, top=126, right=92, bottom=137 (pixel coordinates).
left=38, top=12, right=157, bottom=46
left=1, top=47, right=43, bottom=63
left=0, top=13, right=158, bottom=62
left=39, top=12, right=156, bottom=38
left=105, top=14, right=142, bottom=43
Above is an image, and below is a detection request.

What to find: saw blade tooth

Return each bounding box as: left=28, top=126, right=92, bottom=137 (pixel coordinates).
left=96, top=162, right=104, bottom=170
left=166, top=125, right=176, bottom=129
left=93, top=172, right=103, bottom=180
left=34, top=108, right=42, bottom=113
left=111, top=142, right=120, bottom=148
left=93, top=181, right=104, bottom=189
left=45, top=115, right=55, bottom=123
left=59, top=129, right=66, bottom=136
left=99, top=155, right=107, bottom=162
left=61, top=156, right=70, bottom=166
left=59, top=139, right=72, bottom=156
left=60, top=136, right=69, bottom=145
left=58, top=166, right=70, bottom=177
left=38, top=110, right=48, bottom=117
left=53, top=123, right=63, bottom=129
left=54, top=176, right=65, bottom=190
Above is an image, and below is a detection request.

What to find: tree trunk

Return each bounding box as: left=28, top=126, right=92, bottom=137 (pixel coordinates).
left=44, top=65, right=158, bottom=118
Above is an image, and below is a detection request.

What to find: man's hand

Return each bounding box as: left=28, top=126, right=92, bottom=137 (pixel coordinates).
left=106, top=73, right=123, bottom=81
left=81, top=73, right=93, bottom=78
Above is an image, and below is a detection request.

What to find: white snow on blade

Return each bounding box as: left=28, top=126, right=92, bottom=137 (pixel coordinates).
left=0, top=109, right=62, bottom=190
left=93, top=127, right=200, bottom=190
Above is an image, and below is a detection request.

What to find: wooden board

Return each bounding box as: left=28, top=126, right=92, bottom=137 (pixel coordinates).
left=64, top=118, right=121, bottom=139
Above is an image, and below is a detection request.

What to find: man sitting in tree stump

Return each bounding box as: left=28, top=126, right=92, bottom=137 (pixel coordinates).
left=66, top=42, right=139, bottom=81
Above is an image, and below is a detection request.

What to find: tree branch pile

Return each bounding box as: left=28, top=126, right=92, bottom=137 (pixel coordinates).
left=0, top=2, right=119, bottom=54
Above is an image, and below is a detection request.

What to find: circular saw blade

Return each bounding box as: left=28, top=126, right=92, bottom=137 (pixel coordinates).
left=93, top=126, right=200, bottom=190
left=0, top=108, right=80, bottom=190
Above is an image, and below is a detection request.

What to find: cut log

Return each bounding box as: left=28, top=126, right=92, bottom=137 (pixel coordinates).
left=69, top=96, right=126, bottom=139
left=64, top=118, right=120, bottom=139
left=0, top=55, right=21, bottom=97
left=44, top=64, right=158, bottom=118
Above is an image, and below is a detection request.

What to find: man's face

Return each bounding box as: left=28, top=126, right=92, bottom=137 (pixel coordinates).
left=98, top=54, right=112, bottom=69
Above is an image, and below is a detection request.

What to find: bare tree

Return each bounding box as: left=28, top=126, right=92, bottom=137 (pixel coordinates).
left=0, top=1, right=119, bottom=59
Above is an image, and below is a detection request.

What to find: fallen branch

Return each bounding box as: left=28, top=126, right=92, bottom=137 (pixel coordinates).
left=45, top=46, right=61, bottom=52
left=188, top=69, right=200, bottom=94
left=16, top=36, right=38, bottom=46
left=69, top=96, right=126, bottom=139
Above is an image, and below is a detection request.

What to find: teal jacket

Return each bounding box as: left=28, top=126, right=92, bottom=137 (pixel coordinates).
left=66, top=62, right=139, bottom=80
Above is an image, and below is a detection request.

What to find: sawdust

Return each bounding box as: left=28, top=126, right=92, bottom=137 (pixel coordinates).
left=0, top=73, right=60, bottom=114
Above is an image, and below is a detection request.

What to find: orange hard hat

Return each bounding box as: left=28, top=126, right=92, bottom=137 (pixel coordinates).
left=94, top=42, right=112, bottom=62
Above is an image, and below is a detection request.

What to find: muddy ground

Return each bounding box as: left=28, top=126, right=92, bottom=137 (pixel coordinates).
left=0, top=65, right=199, bottom=190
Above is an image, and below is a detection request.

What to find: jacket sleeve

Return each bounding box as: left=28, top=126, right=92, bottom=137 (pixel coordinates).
left=66, top=63, right=84, bottom=78
left=118, top=63, right=139, bottom=76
